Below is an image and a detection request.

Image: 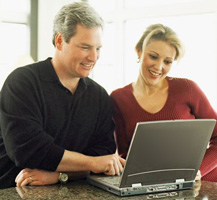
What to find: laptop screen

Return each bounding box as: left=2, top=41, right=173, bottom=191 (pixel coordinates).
left=120, top=119, right=215, bottom=187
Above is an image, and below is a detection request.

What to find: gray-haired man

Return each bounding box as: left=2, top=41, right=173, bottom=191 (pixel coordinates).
left=0, top=2, right=125, bottom=188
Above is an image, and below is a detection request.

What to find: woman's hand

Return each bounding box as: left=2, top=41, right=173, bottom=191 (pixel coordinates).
left=195, top=170, right=201, bottom=181
left=15, top=168, right=59, bottom=187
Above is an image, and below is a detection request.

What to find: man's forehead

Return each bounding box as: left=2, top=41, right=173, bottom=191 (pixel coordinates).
left=75, top=24, right=103, bottom=34
left=71, top=25, right=103, bottom=47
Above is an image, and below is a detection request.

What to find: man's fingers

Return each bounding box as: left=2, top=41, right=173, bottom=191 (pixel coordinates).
left=16, top=177, right=29, bottom=187
left=105, top=165, right=115, bottom=175
left=93, top=153, right=126, bottom=175
left=15, top=170, right=36, bottom=187
left=109, top=155, right=125, bottom=175
left=113, top=159, right=120, bottom=175
left=15, top=168, right=32, bottom=183
left=119, top=157, right=126, bottom=166
left=116, top=158, right=124, bottom=174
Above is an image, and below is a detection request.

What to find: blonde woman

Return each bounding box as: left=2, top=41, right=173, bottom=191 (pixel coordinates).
left=111, top=24, right=217, bottom=182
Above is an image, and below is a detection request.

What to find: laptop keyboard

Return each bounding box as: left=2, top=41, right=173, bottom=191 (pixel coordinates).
left=99, top=175, right=121, bottom=186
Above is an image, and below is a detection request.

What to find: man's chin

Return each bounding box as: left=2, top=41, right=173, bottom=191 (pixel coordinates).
left=79, top=73, right=91, bottom=78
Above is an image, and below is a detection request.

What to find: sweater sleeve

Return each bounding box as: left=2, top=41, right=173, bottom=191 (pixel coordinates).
left=0, top=67, right=64, bottom=171
left=187, top=80, right=217, bottom=177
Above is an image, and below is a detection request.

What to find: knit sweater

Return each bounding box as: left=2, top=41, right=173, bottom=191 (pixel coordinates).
left=0, top=58, right=115, bottom=188
left=110, top=77, right=217, bottom=182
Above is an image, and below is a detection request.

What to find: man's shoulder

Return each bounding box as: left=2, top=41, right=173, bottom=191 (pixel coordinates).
left=84, top=77, right=107, bottom=92
left=10, top=58, right=49, bottom=77
left=5, top=58, right=51, bottom=88
left=80, top=77, right=110, bottom=101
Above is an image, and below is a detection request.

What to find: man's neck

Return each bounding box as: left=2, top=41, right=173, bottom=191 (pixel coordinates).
left=51, top=57, right=80, bottom=94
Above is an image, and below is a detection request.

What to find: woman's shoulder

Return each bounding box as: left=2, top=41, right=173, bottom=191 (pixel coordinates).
left=110, top=83, right=134, bottom=108
left=167, top=76, right=197, bottom=87
left=110, top=83, right=132, bottom=97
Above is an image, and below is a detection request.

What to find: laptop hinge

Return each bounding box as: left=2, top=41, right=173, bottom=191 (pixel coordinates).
left=176, top=179, right=185, bottom=183
left=132, top=183, right=142, bottom=188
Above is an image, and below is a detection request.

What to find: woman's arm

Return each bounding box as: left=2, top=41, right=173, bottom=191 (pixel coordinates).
left=188, top=80, right=217, bottom=177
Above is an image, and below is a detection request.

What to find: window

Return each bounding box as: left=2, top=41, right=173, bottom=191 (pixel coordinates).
left=88, top=0, right=217, bottom=110
left=125, top=0, right=204, bottom=8
left=125, top=13, right=217, bottom=109
left=0, top=0, right=32, bottom=88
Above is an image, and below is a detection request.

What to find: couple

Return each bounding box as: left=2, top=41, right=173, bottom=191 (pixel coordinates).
left=0, top=2, right=216, bottom=189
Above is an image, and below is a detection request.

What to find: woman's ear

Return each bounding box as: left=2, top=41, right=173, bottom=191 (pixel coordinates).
left=55, top=33, right=63, bottom=50
left=136, top=49, right=142, bottom=63
left=136, top=49, right=142, bottom=61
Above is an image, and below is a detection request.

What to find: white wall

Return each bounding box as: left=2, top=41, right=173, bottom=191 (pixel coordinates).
left=38, top=0, right=76, bottom=60
left=37, top=0, right=217, bottom=110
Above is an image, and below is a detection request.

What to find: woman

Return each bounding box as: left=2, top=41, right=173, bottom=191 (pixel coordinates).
left=110, top=24, right=217, bottom=182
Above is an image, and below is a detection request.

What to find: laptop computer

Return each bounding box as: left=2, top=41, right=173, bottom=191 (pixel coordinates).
left=87, top=119, right=216, bottom=196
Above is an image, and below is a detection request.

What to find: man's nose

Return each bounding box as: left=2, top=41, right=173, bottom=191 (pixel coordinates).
left=88, top=49, right=98, bottom=62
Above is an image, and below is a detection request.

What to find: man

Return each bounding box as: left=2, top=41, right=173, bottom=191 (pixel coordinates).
left=0, top=2, right=125, bottom=189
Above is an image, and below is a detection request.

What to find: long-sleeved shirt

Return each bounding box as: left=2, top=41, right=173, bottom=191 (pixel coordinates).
left=110, top=77, right=217, bottom=182
left=0, top=58, right=115, bottom=188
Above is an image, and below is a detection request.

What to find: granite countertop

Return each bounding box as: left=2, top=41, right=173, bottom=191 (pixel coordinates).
left=0, top=180, right=217, bottom=200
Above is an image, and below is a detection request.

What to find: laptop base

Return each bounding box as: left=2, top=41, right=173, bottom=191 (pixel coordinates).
left=87, top=119, right=215, bottom=197
left=87, top=175, right=194, bottom=196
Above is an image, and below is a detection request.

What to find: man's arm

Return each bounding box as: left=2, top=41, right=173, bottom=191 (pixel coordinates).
left=57, top=150, right=125, bottom=175
left=15, top=169, right=90, bottom=187
left=15, top=151, right=126, bottom=187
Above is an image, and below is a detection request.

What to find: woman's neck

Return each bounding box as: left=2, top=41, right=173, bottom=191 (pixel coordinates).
left=133, top=76, right=168, bottom=96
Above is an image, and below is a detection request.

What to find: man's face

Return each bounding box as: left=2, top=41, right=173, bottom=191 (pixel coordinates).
left=56, top=24, right=103, bottom=78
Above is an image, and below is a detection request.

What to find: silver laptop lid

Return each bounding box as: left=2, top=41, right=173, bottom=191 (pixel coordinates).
left=119, top=119, right=216, bottom=188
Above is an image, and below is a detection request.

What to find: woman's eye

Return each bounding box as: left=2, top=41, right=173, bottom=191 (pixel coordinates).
left=149, top=54, right=157, bottom=60
left=165, top=60, right=172, bottom=65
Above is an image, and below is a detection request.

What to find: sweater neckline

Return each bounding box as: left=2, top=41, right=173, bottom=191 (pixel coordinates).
left=129, top=77, right=171, bottom=115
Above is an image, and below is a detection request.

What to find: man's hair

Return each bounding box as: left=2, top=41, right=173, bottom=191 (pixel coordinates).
left=52, top=2, right=104, bottom=46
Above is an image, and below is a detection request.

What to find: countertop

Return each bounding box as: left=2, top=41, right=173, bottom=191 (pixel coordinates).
left=0, top=180, right=217, bottom=200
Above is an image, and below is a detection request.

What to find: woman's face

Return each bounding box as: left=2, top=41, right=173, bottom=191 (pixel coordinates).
left=138, top=40, right=176, bottom=87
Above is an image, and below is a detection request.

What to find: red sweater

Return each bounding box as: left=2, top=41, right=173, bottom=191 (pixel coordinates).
left=110, top=77, right=217, bottom=182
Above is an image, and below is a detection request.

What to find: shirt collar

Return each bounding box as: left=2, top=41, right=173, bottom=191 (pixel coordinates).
left=40, top=57, right=88, bottom=89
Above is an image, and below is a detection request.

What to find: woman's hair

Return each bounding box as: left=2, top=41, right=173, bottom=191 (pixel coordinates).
left=135, top=24, right=184, bottom=61
left=52, top=2, right=104, bottom=46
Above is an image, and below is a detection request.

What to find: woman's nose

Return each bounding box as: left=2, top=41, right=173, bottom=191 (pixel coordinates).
left=155, top=60, right=164, bottom=70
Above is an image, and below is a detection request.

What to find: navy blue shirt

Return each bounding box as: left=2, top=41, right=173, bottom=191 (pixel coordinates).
left=0, top=58, right=115, bottom=188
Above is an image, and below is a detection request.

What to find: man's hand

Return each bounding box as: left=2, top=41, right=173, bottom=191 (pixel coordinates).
left=90, top=153, right=126, bottom=175
left=15, top=169, right=59, bottom=187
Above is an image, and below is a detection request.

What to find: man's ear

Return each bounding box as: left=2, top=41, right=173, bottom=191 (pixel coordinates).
left=55, top=33, right=63, bottom=50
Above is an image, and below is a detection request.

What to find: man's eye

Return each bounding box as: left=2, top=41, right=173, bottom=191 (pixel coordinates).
left=81, top=46, right=89, bottom=50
